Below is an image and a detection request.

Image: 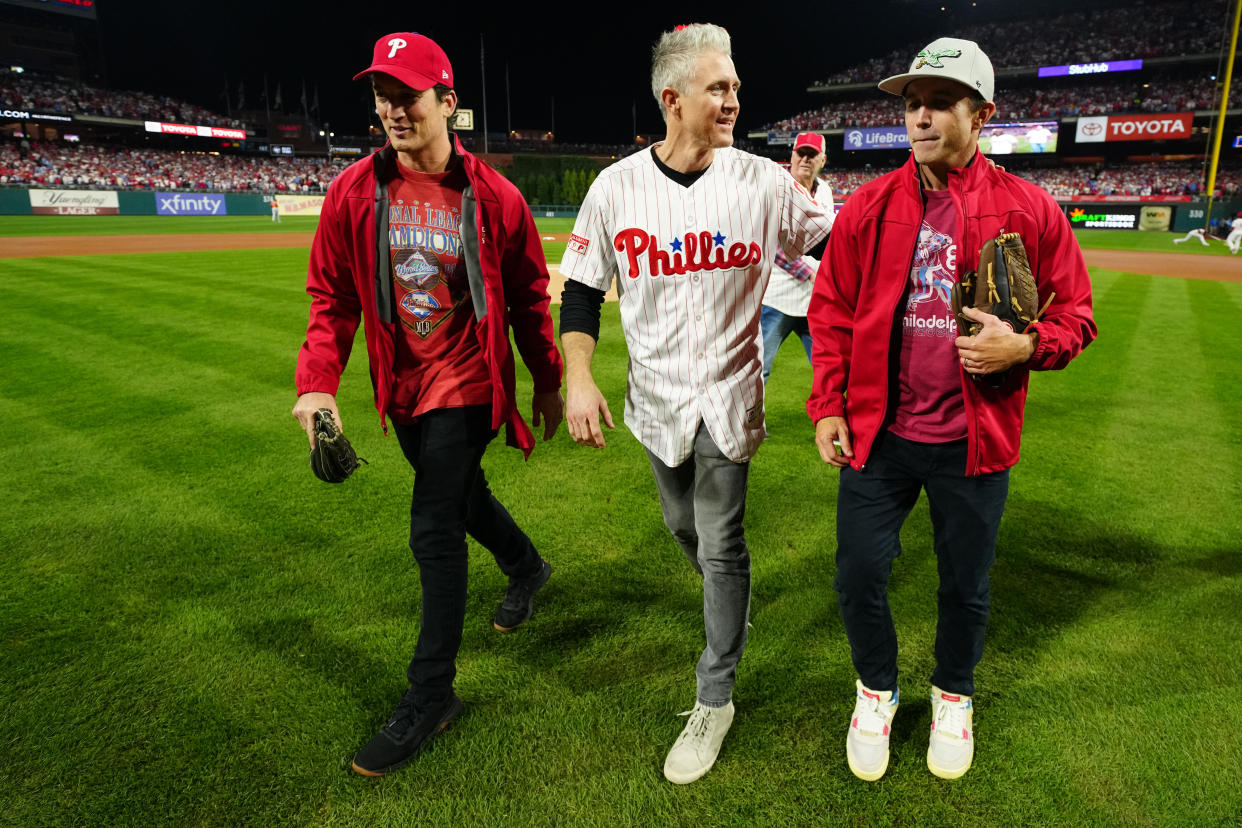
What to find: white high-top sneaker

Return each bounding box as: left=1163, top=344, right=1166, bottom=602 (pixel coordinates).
left=928, top=685, right=974, bottom=779
left=663, top=701, right=735, bottom=784
left=846, top=679, right=900, bottom=781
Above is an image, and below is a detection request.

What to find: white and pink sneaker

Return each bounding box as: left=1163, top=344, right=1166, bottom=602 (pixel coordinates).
left=928, top=685, right=974, bottom=779
left=846, top=679, right=899, bottom=781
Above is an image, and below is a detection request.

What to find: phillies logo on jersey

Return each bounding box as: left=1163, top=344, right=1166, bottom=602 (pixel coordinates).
left=613, top=228, right=762, bottom=278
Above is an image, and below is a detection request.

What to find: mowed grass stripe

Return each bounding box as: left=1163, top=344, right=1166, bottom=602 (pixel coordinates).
left=3, top=243, right=1241, bottom=825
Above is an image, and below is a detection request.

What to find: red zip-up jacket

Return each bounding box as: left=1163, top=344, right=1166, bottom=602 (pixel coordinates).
left=295, top=138, right=562, bottom=457
left=806, top=151, right=1096, bottom=475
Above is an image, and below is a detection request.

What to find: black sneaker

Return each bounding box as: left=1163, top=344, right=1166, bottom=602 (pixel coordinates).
left=492, top=559, right=552, bottom=632
left=351, top=691, right=463, bottom=777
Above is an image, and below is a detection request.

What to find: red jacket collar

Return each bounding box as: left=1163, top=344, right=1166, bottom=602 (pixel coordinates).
left=901, top=147, right=990, bottom=196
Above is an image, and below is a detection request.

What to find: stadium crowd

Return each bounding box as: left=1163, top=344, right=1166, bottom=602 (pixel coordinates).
left=770, top=75, right=1234, bottom=131
left=819, top=161, right=1242, bottom=198
left=1, top=69, right=246, bottom=129
left=0, top=141, right=345, bottom=192
left=5, top=139, right=1237, bottom=200
left=818, top=0, right=1221, bottom=85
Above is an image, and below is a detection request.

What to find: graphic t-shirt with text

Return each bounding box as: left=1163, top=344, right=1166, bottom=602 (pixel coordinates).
left=889, top=188, right=967, bottom=443
left=387, top=161, right=491, bottom=423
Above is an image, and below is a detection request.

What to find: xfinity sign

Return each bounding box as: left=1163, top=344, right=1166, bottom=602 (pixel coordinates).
left=844, top=126, right=910, bottom=151
left=156, top=193, right=227, bottom=216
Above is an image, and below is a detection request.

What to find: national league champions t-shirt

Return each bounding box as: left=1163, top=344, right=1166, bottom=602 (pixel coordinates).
left=387, top=161, right=491, bottom=423
left=889, top=188, right=967, bottom=443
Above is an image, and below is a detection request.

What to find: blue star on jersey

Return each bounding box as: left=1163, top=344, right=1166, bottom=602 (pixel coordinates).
left=670, top=237, right=683, bottom=252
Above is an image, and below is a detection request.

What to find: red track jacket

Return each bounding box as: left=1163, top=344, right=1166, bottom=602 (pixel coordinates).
left=806, top=151, right=1097, bottom=475
left=295, top=138, right=562, bottom=456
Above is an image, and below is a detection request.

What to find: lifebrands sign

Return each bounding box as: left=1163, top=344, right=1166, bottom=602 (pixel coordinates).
left=144, top=121, right=247, bottom=140
left=844, top=126, right=909, bottom=151
left=156, top=192, right=227, bottom=216
left=29, top=189, right=119, bottom=215
left=1075, top=113, right=1192, bottom=143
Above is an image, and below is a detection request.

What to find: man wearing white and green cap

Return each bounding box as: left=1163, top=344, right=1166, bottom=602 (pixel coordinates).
left=806, top=37, right=1096, bottom=782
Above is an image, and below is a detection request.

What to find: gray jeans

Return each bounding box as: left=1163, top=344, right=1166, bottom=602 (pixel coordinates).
left=647, top=423, right=751, bottom=707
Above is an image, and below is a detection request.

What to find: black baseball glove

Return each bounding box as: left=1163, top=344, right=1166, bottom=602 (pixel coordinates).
left=309, top=408, right=367, bottom=483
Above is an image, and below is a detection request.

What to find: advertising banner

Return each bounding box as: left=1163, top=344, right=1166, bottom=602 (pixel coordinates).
left=156, top=193, right=228, bottom=216
left=1038, top=59, right=1142, bottom=77
left=843, top=126, right=909, bottom=151
left=1, top=106, right=74, bottom=123
left=1063, top=194, right=1193, bottom=203
left=767, top=130, right=795, bottom=146
left=1075, top=113, right=1193, bottom=143
left=29, top=189, right=119, bottom=215
left=1139, top=205, right=1172, bottom=231
left=277, top=194, right=326, bottom=217
left=1067, top=205, right=1140, bottom=229
left=144, top=121, right=247, bottom=140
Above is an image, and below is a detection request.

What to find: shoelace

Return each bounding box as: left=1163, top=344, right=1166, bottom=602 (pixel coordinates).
left=502, top=570, right=543, bottom=608
left=932, top=698, right=970, bottom=741
left=674, top=707, right=713, bottom=746
left=854, top=692, right=894, bottom=735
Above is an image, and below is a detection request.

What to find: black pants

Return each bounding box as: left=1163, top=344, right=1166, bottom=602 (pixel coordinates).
left=835, top=431, right=1009, bottom=697
left=393, top=405, right=542, bottom=709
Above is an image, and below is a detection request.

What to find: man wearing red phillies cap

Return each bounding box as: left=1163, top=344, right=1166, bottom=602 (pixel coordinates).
left=292, top=31, right=564, bottom=777
left=760, top=131, right=832, bottom=385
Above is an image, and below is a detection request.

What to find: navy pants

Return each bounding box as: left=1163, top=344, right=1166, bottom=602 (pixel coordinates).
left=393, top=405, right=542, bottom=709
left=835, top=431, right=1009, bottom=697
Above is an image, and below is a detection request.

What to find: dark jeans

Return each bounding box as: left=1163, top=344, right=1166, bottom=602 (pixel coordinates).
left=392, top=405, right=542, bottom=709
left=835, top=431, right=1009, bottom=697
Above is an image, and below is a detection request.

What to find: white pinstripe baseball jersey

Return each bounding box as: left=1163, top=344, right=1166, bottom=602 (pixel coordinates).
left=561, top=145, right=833, bottom=466
left=762, top=177, right=834, bottom=317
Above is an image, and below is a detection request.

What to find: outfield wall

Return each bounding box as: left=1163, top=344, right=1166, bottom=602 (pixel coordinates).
left=0, top=189, right=279, bottom=216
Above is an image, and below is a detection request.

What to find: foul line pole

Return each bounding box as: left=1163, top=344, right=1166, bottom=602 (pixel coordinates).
left=1205, top=0, right=1242, bottom=227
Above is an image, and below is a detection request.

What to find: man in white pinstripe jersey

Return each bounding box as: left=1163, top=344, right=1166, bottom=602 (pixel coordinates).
left=558, top=23, right=832, bottom=785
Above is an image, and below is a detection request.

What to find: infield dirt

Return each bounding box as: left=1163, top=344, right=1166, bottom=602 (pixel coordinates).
left=3, top=234, right=1237, bottom=295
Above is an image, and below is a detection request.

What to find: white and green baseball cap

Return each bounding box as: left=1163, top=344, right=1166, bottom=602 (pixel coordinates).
left=878, top=37, right=994, bottom=102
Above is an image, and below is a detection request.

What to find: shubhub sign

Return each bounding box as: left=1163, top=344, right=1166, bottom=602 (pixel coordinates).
left=1074, top=113, right=1192, bottom=143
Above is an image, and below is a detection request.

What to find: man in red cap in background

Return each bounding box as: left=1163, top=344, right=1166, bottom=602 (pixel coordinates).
left=292, top=31, right=564, bottom=777
left=759, top=132, right=832, bottom=385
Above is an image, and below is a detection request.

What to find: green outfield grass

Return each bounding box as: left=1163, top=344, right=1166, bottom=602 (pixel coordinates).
left=2, top=224, right=1240, bottom=826
left=1073, top=228, right=1238, bottom=255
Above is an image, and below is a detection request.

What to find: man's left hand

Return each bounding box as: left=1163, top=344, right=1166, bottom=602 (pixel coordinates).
left=955, top=306, right=1036, bottom=375
left=532, top=390, right=565, bottom=440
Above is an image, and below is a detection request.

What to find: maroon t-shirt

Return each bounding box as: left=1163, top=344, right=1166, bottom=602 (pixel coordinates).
left=889, top=189, right=967, bottom=443
left=387, top=161, right=492, bottom=424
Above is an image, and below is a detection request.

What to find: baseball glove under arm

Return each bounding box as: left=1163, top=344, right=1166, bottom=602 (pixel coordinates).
left=309, top=408, right=367, bottom=483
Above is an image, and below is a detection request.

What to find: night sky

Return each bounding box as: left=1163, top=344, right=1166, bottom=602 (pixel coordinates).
left=93, top=0, right=1122, bottom=143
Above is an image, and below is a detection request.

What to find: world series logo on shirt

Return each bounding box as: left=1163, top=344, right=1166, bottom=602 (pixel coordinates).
left=568, top=233, right=590, bottom=255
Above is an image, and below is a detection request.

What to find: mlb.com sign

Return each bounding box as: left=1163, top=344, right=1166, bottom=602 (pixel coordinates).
left=156, top=193, right=227, bottom=216
left=1075, top=113, right=1192, bottom=143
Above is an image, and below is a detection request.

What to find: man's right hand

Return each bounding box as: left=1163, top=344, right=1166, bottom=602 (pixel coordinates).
left=565, top=379, right=614, bottom=448
left=815, top=416, right=853, bottom=467
left=292, top=392, right=339, bottom=448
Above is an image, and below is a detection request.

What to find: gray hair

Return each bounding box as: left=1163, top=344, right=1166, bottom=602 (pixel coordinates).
left=650, top=24, right=732, bottom=121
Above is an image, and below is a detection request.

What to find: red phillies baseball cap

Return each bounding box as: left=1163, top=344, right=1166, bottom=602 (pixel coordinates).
left=793, top=132, right=825, bottom=154
left=353, top=32, right=454, bottom=90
